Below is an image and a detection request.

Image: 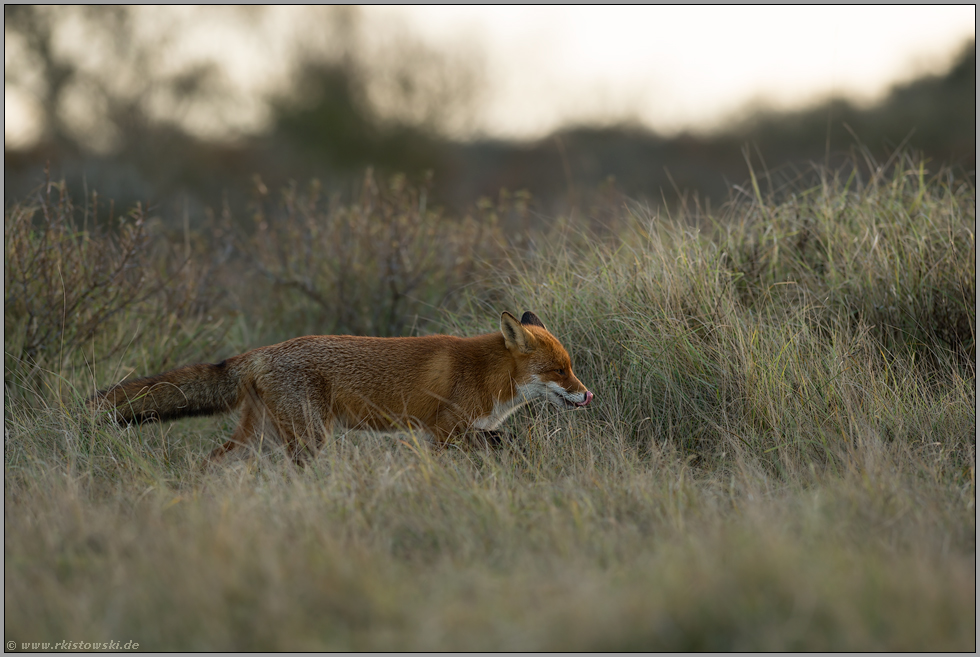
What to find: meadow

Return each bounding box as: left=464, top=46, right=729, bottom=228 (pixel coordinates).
left=4, top=155, right=975, bottom=650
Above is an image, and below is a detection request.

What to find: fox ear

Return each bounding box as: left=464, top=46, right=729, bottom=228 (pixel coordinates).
left=501, top=311, right=536, bottom=353
left=520, top=311, right=546, bottom=330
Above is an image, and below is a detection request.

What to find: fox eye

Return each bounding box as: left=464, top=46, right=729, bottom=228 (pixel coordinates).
left=555, top=368, right=566, bottom=377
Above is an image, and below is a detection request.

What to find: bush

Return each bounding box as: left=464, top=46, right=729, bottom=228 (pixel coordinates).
left=4, top=180, right=220, bottom=406
left=721, top=155, right=975, bottom=372
left=239, top=170, right=507, bottom=339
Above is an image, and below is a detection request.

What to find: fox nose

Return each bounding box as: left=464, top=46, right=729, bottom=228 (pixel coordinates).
left=575, top=390, right=594, bottom=407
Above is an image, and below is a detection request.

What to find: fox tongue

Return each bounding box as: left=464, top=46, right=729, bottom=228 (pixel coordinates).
left=575, top=391, right=594, bottom=407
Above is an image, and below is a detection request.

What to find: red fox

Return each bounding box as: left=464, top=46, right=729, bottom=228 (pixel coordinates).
left=89, top=311, right=593, bottom=464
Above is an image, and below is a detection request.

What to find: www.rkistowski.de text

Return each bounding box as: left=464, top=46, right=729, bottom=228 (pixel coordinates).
left=7, top=640, right=139, bottom=651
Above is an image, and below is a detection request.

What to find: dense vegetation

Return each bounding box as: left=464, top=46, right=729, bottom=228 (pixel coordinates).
left=4, top=154, right=975, bottom=650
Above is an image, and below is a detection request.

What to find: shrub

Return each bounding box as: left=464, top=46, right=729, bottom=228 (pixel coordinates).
left=4, top=180, right=218, bottom=405
left=239, top=170, right=507, bottom=339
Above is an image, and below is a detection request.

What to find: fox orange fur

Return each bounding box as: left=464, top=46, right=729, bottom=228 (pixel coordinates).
left=89, top=311, right=593, bottom=464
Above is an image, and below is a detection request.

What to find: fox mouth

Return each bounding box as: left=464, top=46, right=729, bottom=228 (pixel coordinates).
left=554, top=390, right=593, bottom=409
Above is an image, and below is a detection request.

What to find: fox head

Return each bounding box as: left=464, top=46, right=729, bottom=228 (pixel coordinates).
left=501, top=310, right=594, bottom=410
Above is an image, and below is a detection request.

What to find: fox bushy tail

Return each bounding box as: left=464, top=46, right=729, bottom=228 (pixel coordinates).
left=89, top=360, right=242, bottom=425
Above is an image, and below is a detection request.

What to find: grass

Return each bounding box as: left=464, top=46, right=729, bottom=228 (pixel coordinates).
left=4, top=154, right=976, bottom=650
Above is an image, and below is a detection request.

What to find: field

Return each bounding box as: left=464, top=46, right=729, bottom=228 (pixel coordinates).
left=4, top=157, right=976, bottom=650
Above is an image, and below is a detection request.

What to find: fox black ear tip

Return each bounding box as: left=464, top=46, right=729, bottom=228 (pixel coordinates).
left=520, top=311, right=546, bottom=328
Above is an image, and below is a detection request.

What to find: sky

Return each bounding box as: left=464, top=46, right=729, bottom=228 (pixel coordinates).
left=3, top=5, right=975, bottom=147
left=380, top=6, right=976, bottom=138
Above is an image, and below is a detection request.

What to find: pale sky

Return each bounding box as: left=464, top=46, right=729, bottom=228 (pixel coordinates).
left=379, top=6, right=976, bottom=138
left=4, top=5, right=975, bottom=147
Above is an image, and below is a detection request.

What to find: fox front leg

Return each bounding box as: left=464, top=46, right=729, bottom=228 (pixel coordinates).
left=467, top=429, right=522, bottom=451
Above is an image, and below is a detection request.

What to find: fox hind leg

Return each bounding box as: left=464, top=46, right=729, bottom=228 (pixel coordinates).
left=203, top=401, right=269, bottom=467
left=283, top=414, right=332, bottom=467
